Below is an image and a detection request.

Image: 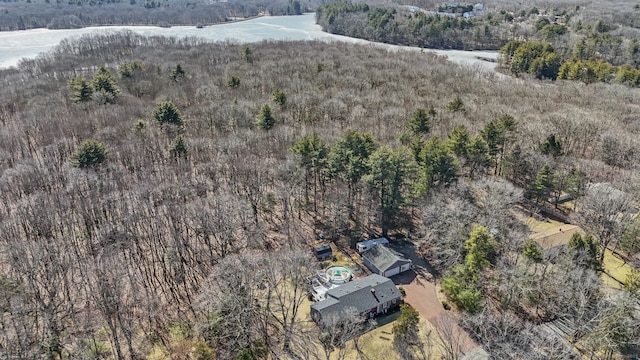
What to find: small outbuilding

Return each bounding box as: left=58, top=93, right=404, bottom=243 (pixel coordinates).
left=313, top=244, right=333, bottom=261
left=361, top=244, right=412, bottom=277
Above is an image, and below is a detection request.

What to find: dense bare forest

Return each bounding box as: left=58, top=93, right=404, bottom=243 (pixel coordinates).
left=0, top=0, right=320, bottom=30
left=1, top=29, right=640, bottom=359
left=316, top=0, right=640, bottom=73
left=315, top=1, right=505, bottom=50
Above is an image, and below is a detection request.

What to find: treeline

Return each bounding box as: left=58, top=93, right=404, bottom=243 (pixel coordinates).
left=316, top=1, right=507, bottom=50
left=315, top=1, right=640, bottom=68
left=1, top=31, right=640, bottom=358
left=478, top=2, right=640, bottom=67
left=500, top=40, right=640, bottom=86
left=423, top=179, right=640, bottom=359
left=0, top=0, right=318, bottom=30
left=498, top=3, right=640, bottom=69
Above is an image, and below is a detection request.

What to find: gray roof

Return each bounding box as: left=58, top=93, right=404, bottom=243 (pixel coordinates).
left=362, top=244, right=411, bottom=273
left=461, top=347, right=490, bottom=360
left=313, top=244, right=332, bottom=255
left=357, top=237, right=389, bottom=248
left=311, top=274, right=400, bottom=322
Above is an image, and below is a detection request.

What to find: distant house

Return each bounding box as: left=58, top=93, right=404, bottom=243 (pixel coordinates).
left=588, top=182, right=628, bottom=200
left=361, top=244, right=412, bottom=277
left=425, top=10, right=458, bottom=17
left=313, top=244, right=333, bottom=261
left=547, top=193, right=572, bottom=204
left=402, top=5, right=421, bottom=13
left=310, top=274, right=402, bottom=325
left=530, top=224, right=585, bottom=260
left=356, top=237, right=389, bottom=253
left=531, top=224, right=584, bottom=250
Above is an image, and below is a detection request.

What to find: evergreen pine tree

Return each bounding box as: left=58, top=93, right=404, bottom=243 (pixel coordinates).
left=91, top=66, right=119, bottom=104
left=255, top=104, right=275, bottom=130
left=153, top=101, right=184, bottom=127
left=68, top=77, right=93, bottom=103
left=70, top=140, right=109, bottom=169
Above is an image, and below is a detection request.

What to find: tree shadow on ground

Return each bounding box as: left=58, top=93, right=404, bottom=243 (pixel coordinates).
left=389, top=240, right=437, bottom=282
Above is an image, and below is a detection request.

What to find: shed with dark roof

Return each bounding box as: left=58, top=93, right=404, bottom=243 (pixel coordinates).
left=361, top=244, right=412, bottom=277
left=313, top=244, right=333, bottom=261
left=310, top=274, right=401, bottom=325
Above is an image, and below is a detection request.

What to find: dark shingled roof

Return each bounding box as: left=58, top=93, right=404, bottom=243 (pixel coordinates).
left=361, top=244, right=411, bottom=273
left=313, top=244, right=332, bottom=254
left=310, top=274, right=400, bottom=322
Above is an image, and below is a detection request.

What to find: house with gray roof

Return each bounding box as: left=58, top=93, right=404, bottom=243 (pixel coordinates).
left=310, top=274, right=402, bottom=325
left=361, top=244, right=412, bottom=277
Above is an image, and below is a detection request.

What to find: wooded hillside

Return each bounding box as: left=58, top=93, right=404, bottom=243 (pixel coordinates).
left=0, top=0, right=318, bottom=30
left=1, top=33, right=640, bottom=358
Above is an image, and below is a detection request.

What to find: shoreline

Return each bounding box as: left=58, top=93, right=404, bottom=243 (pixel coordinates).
left=0, top=13, right=268, bottom=33
left=0, top=13, right=499, bottom=71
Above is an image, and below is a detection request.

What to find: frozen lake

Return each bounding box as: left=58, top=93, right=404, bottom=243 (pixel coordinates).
left=0, top=13, right=498, bottom=70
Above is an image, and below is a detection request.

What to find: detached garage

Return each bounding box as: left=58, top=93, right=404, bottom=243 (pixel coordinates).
left=361, top=244, right=412, bottom=278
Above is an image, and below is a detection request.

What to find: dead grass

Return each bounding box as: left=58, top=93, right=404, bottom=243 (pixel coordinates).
left=328, top=243, right=356, bottom=268
left=601, top=249, right=634, bottom=289
left=298, top=297, right=313, bottom=322
left=518, top=212, right=636, bottom=290
left=349, top=320, right=399, bottom=360
left=301, top=297, right=447, bottom=359
left=515, top=212, right=565, bottom=233
left=325, top=243, right=370, bottom=279
left=334, top=317, right=445, bottom=360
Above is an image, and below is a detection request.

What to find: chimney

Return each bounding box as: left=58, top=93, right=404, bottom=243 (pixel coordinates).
left=371, top=288, right=380, bottom=303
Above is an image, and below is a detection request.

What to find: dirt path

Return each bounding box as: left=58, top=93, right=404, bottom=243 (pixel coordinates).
left=390, top=242, right=478, bottom=354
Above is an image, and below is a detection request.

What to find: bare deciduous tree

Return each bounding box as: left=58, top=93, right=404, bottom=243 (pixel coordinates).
left=316, top=308, right=376, bottom=360
left=432, top=314, right=466, bottom=360
left=573, top=184, right=634, bottom=264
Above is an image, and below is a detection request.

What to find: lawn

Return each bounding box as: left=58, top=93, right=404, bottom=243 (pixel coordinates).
left=519, top=217, right=635, bottom=290
left=299, top=297, right=401, bottom=359
left=300, top=297, right=446, bottom=360
left=329, top=243, right=356, bottom=268
left=334, top=316, right=445, bottom=360
left=514, top=212, right=565, bottom=233
left=601, top=249, right=634, bottom=289
left=345, top=317, right=398, bottom=360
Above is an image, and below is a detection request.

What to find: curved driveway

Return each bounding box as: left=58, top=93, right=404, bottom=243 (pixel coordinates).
left=390, top=242, right=478, bottom=354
